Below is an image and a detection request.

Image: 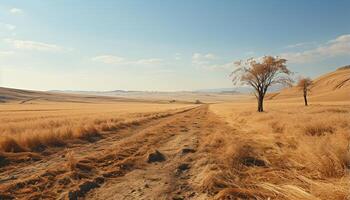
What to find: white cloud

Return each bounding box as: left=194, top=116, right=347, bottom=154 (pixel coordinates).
left=281, top=34, right=350, bottom=63
left=0, top=51, right=14, bottom=56
left=174, top=53, right=181, bottom=60
left=206, top=62, right=234, bottom=71
left=0, top=22, right=16, bottom=31
left=4, top=39, right=64, bottom=52
left=330, top=34, right=350, bottom=43
left=191, top=52, right=234, bottom=71
left=91, top=55, right=125, bottom=64
left=135, top=58, right=162, bottom=65
left=91, top=55, right=163, bottom=66
left=285, top=42, right=315, bottom=49
left=192, top=53, right=217, bottom=65
left=10, top=8, right=23, bottom=15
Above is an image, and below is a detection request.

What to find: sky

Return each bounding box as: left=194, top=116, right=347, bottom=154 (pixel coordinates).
left=0, top=0, right=349, bottom=91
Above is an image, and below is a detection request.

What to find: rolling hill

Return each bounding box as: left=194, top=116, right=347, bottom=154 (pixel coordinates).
left=1, top=66, right=349, bottom=104
left=0, top=87, right=144, bottom=104
left=267, top=66, right=350, bottom=102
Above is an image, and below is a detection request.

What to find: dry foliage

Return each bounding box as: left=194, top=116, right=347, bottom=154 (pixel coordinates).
left=231, top=56, right=293, bottom=112
left=298, top=77, right=313, bottom=106
left=195, top=102, right=350, bottom=200
left=0, top=102, right=191, bottom=153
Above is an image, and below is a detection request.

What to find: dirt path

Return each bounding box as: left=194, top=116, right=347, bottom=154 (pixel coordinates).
left=87, top=106, right=208, bottom=200
left=0, top=105, right=217, bottom=199
left=0, top=107, right=192, bottom=183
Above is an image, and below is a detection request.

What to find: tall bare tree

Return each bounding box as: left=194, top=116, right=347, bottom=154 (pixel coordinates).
left=231, top=56, right=293, bottom=112
left=297, top=77, right=312, bottom=106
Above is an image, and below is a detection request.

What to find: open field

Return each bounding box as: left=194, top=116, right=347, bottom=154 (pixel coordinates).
left=207, top=102, right=350, bottom=199
left=0, top=98, right=349, bottom=199
left=0, top=69, right=349, bottom=200
left=1, top=1, right=348, bottom=199
left=0, top=102, right=194, bottom=153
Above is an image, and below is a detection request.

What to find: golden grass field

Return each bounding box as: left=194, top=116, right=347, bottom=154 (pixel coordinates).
left=0, top=68, right=349, bottom=199
left=202, top=102, right=350, bottom=199
left=0, top=102, right=193, bottom=153
left=1, top=100, right=349, bottom=199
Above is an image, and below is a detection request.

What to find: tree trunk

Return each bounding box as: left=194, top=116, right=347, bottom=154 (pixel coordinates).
left=257, top=94, right=264, bottom=112
left=304, top=90, right=308, bottom=106
left=304, top=94, right=308, bottom=106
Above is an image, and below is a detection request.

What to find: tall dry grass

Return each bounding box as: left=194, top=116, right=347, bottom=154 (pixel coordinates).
left=0, top=102, right=191, bottom=153
left=196, top=102, right=350, bottom=200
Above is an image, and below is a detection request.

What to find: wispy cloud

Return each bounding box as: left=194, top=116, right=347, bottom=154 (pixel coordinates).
left=191, top=52, right=234, bottom=71
left=281, top=34, right=350, bottom=63
left=285, top=42, right=315, bottom=49
left=91, top=55, right=125, bottom=64
left=174, top=53, right=181, bottom=60
left=193, top=35, right=350, bottom=70
left=0, top=50, right=14, bottom=56
left=0, top=22, right=16, bottom=31
left=134, top=58, right=162, bottom=65
left=4, top=39, right=64, bottom=52
left=192, top=53, right=217, bottom=65
left=10, top=8, right=23, bottom=15
left=91, top=55, right=162, bottom=66
left=206, top=62, right=234, bottom=71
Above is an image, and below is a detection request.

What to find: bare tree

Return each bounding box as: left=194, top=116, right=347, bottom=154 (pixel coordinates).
left=231, top=56, right=293, bottom=112
left=297, top=77, right=312, bottom=106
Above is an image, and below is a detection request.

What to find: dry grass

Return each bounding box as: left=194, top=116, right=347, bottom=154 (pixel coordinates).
left=195, top=102, right=350, bottom=200
left=1, top=93, right=349, bottom=199
left=66, top=151, right=77, bottom=171
left=0, top=102, right=192, bottom=153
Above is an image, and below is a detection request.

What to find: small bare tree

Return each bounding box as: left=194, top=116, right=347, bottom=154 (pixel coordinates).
left=297, top=77, right=312, bottom=106
left=231, top=56, right=293, bottom=112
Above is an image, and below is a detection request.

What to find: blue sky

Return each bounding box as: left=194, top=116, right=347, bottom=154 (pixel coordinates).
left=0, top=0, right=349, bottom=91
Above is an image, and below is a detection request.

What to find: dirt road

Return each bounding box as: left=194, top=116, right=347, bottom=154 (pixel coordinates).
left=0, top=105, right=224, bottom=199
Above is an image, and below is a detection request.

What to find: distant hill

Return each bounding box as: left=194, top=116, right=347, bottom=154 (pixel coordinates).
left=0, top=87, right=245, bottom=104
left=50, top=89, right=247, bottom=103
left=0, top=87, right=60, bottom=103
left=0, top=87, right=137, bottom=104
left=267, top=66, right=350, bottom=102
left=3, top=66, right=348, bottom=104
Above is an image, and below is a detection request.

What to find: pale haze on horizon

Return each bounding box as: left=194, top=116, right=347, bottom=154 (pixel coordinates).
left=0, top=0, right=349, bottom=91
